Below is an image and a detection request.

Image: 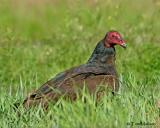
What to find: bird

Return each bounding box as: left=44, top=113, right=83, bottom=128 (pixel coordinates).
left=23, top=30, right=126, bottom=109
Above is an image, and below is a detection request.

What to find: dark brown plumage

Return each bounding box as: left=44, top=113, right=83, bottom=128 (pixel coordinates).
left=23, top=30, right=126, bottom=109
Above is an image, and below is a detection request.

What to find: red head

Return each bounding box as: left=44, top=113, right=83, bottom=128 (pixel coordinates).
left=104, top=31, right=126, bottom=48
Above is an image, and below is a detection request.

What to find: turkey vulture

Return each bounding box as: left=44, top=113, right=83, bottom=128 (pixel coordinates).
left=23, top=31, right=126, bottom=108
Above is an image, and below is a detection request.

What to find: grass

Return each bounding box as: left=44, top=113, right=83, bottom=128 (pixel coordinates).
left=0, top=0, right=160, bottom=127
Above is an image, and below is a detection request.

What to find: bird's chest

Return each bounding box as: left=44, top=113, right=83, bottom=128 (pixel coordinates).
left=94, top=47, right=116, bottom=65
left=100, top=54, right=115, bottom=65
left=93, top=53, right=115, bottom=66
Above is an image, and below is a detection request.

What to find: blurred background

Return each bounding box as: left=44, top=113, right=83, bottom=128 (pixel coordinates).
left=0, top=0, right=160, bottom=91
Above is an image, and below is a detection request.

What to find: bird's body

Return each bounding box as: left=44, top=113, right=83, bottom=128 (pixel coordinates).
left=23, top=31, right=126, bottom=108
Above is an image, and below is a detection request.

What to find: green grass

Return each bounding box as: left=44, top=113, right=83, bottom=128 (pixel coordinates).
left=0, top=0, right=160, bottom=127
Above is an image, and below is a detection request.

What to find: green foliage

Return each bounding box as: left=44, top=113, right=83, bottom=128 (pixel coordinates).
left=0, top=0, right=160, bottom=127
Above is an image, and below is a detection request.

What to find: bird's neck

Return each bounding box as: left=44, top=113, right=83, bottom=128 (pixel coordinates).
left=87, top=41, right=116, bottom=67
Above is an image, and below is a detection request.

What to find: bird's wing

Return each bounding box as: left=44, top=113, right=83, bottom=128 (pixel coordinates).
left=25, top=64, right=116, bottom=100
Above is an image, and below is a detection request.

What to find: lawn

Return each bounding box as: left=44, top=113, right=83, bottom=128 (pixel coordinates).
left=0, top=0, right=160, bottom=127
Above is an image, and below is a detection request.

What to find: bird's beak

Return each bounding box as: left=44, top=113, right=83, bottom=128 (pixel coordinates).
left=120, top=42, right=127, bottom=48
